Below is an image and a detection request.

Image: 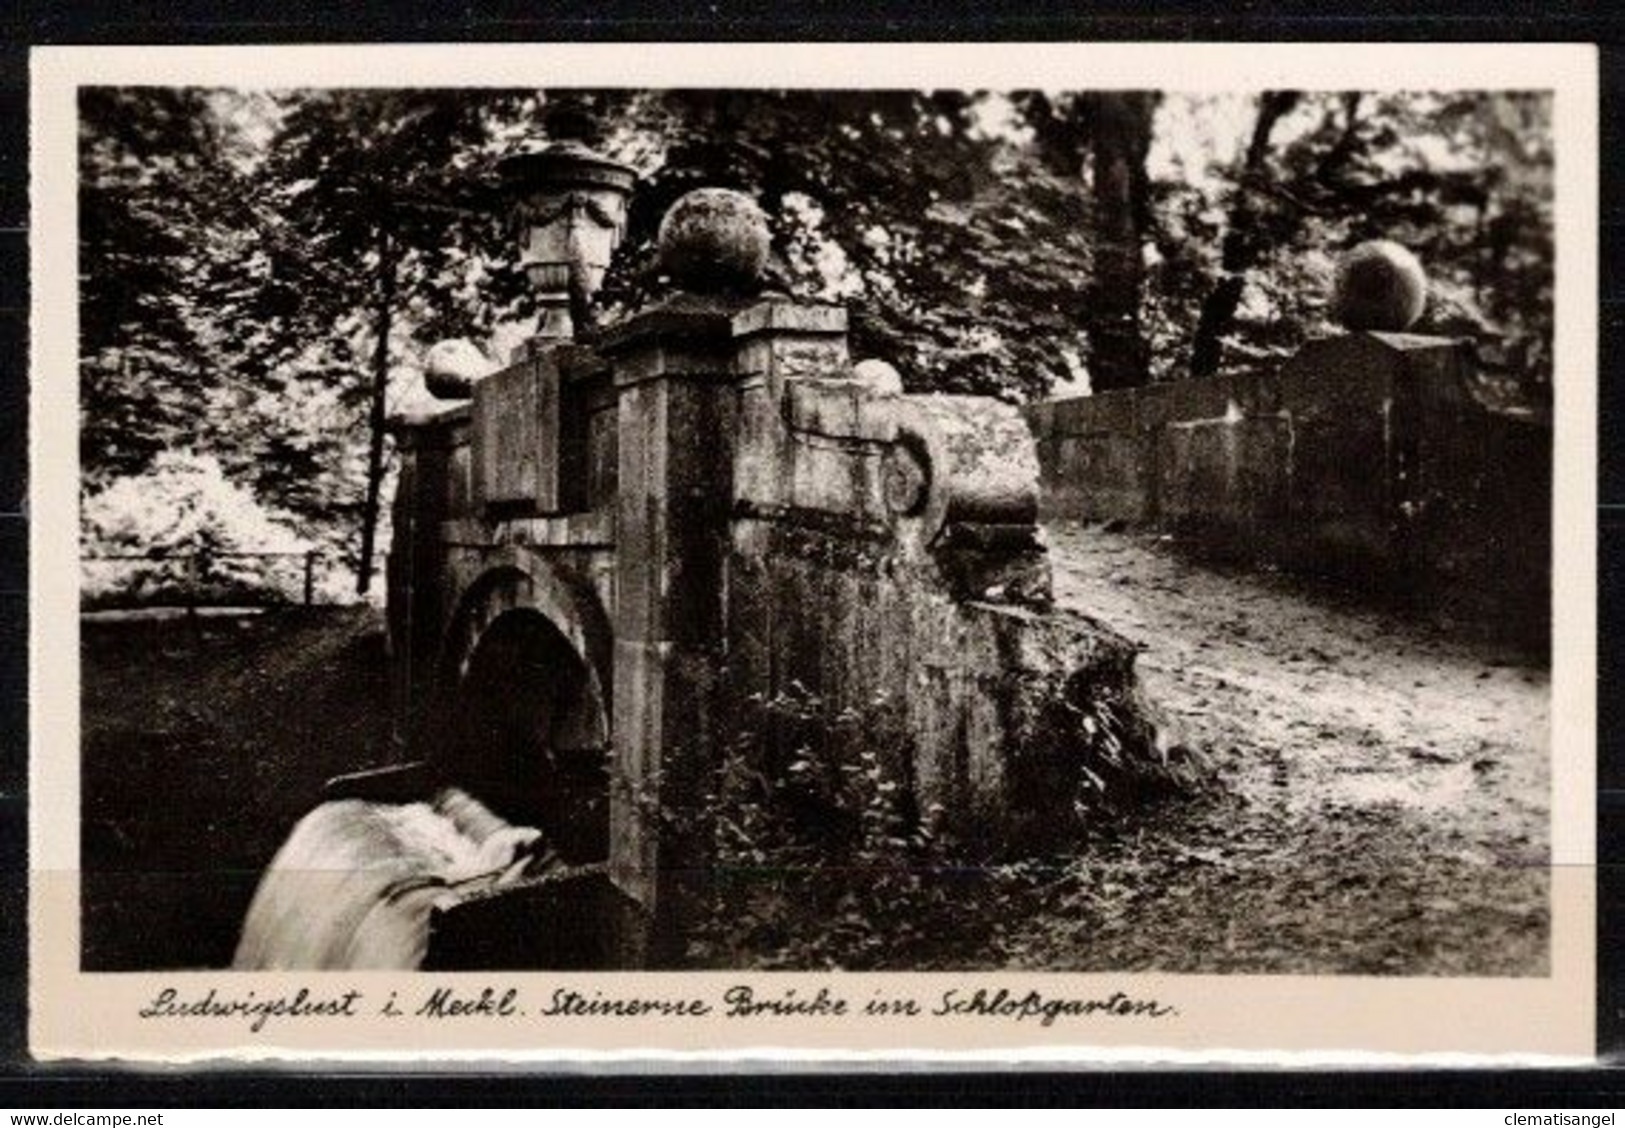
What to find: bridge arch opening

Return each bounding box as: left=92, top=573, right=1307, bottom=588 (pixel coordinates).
left=441, top=607, right=611, bottom=865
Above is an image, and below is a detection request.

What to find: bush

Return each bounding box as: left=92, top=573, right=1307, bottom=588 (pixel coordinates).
left=681, top=684, right=973, bottom=969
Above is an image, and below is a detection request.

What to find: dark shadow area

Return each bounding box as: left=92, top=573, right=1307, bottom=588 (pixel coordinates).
left=79, top=607, right=392, bottom=970
left=443, top=608, right=611, bottom=866
left=423, top=866, right=645, bottom=970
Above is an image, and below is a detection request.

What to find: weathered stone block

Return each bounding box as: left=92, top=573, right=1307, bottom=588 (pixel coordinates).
left=585, top=407, right=618, bottom=508
left=1283, top=410, right=1392, bottom=569
left=735, top=335, right=850, bottom=391
left=784, top=378, right=898, bottom=442
left=609, top=636, right=667, bottom=901
left=730, top=300, right=847, bottom=338
left=1157, top=415, right=1292, bottom=556
left=787, top=438, right=890, bottom=527
left=1157, top=370, right=1249, bottom=423
left=1060, top=388, right=1138, bottom=435
left=732, top=381, right=787, bottom=510
left=471, top=355, right=560, bottom=512
left=730, top=300, right=850, bottom=399
left=897, top=395, right=1041, bottom=533
left=1041, top=432, right=1147, bottom=524
left=599, top=294, right=739, bottom=360
left=447, top=444, right=474, bottom=516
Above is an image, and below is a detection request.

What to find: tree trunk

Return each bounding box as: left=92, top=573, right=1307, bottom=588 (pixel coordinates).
left=1085, top=92, right=1157, bottom=393
left=356, top=220, right=395, bottom=596
left=1188, top=91, right=1303, bottom=379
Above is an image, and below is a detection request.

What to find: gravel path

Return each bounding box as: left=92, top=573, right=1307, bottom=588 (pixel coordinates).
left=997, top=523, right=1550, bottom=976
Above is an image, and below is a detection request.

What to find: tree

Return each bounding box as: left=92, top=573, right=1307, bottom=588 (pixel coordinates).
left=1080, top=92, right=1158, bottom=392
left=1188, top=90, right=1303, bottom=379
left=248, top=89, right=532, bottom=590
left=79, top=87, right=243, bottom=484
left=1012, top=90, right=1161, bottom=393
left=602, top=89, right=1094, bottom=402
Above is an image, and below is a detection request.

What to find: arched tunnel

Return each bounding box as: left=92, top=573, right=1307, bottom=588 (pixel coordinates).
left=234, top=581, right=630, bottom=972
left=440, top=606, right=611, bottom=867
left=393, top=582, right=636, bottom=970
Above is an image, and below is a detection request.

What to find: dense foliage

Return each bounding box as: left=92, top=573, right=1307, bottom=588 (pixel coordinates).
left=686, top=677, right=1203, bottom=969
left=78, top=87, right=1554, bottom=597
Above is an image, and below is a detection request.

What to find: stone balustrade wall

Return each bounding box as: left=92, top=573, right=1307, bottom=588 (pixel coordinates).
left=1026, top=332, right=1552, bottom=645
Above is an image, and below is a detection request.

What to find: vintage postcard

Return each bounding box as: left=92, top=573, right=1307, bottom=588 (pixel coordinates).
left=28, top=42, right=1598, bottom=1064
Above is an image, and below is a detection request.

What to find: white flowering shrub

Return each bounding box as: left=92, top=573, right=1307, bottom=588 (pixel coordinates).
left=81, top=452, right=319, bottom=608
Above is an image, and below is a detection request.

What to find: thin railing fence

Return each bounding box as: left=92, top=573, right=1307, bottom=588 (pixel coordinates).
left=81, top=548, right=326, bottom=611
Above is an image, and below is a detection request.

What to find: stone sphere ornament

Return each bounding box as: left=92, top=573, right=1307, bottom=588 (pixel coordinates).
left=1330, top=239, right=1429, bottom=332
left=852, top=359, right=904, bottom=397
left=656, top=188, right=772, bottom=293
left=424, top=338, right=497, bottom=400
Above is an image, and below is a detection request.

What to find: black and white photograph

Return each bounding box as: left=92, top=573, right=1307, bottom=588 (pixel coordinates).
left=29, top=42, right=1597, bottom=1061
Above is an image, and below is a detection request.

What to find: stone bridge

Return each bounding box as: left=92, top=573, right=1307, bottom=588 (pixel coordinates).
left=353, top=160, right=1149, bottom=966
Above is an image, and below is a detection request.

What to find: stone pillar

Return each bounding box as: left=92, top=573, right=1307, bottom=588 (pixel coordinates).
left=599, top=247, right=756, bottom=960
left=601, top=294, right=743, bottom=961
left=726, top=300, right=852, bottom=779
left=1277, top=330, right=1474, bottom=584
left=599, top=189, right=832, bottom=961
left=730, top=299, right=850, bottom=525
